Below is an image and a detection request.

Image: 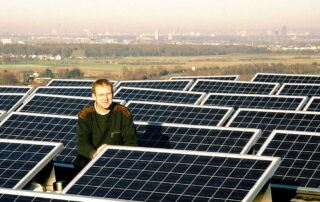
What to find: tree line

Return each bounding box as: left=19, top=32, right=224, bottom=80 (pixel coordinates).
left=0, top=44, right=270, bottom=58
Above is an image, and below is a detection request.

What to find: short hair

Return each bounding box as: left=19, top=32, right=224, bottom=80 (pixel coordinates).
left=92, top=79, right=113, bottom=94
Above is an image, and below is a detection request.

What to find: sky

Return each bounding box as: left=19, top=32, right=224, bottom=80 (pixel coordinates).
left=1, top=0, right=320, bottom=34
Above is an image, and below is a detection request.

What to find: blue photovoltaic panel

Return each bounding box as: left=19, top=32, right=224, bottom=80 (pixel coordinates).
left=0, top=112, right=78, bottom=164
left=127, top=101, right=233, bottom=126
left=64, top=146, right=280, bottom=202
left=0, top=139, right=62, bottom=189
left=170, top=75, right=239, bottom=81
left=114, top=87, right=206, bottom=104
left=257, top=130, right=320, bottom=190
left=303, top=96, right=320, bottom=111
left=135, top=122, right=261, bottom=154
left=226, top=108, right=320, bottom=150
left=47, top=79, right=118, bottom=87
left=18, top=94, right=123, bottom=116
left=0, top=86, right=33, bottom=94
left=252, top=73, right=320, bottom=84
left=115, top=79, right=193, bottom=91
left=189, top=80, right=279, bottom=94
left=0, top=93, right=26, bottom=112
left=0, top=188, right=117, bottom=202
left=276, top=83, right=320, bottom=97
left=32, top=87, right=92, bottom=97
left=201, top=93, right=307, bottom=110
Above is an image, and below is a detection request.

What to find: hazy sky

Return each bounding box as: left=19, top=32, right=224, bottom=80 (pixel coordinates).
left=1, top=0, right=320, bottom=34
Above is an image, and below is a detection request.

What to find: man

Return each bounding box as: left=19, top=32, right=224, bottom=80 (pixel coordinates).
left=74, top=79, right=138, bottom=171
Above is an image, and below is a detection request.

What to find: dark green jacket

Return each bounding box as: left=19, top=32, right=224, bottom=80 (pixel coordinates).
left=74, top=102, right=137, bottom=168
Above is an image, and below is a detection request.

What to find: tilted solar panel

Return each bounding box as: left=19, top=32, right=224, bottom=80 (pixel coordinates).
left=115, top=79, right=193, bottom=91
left=32, top=87, right=92, bottom=97
left=257, top=130, right=320, bottom=191
left=200, top=93, right=307, bottom=110
left=0, top=86, right=33, bottom=94
left=252, top=73, right=320, bottom=84
left=303, top=96, right=320, bottom=111
left=47, top=79, right=118, bottom=87
left=0, top=139, right=62, bottom=189
left=276, top=83, right=320, bottom=97
left=0, top=188, right=118, bottom=202
left=0, top=112, right=77, bottom=164
left=63, top=146, right=280, bottom=202
left=47, top=79, right=96, bottom=87
left=114, top=87, right=206, bottom=104
left=226, top=108, right=320, bottom=150
left=127, top=101, right=233, bottom=126
left=170, top=75, right=239, bottom=81
left=189, top=80, right=280, bottom=94
left=0, top=93, right=27, bottom=113
left=17, top=94, right=124, bottom=116
left=135, top=122, right=261, bottom=154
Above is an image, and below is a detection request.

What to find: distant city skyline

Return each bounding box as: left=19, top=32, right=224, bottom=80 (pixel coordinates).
left=1, top=0, right=320, bottom=34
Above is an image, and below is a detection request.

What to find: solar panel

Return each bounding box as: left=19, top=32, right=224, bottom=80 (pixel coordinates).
left=135, top=122, right=261, bottom=154
left=303, top=96, right=320, bottom=111
left=189, top=79, right=280, bottom=94
left=226, top=108, right=320, bottom=150
left=17, top=94, right=124, bottom=116
left=0, top=112, right=78, bottom=164
left=115, top=79, right=193, bottom=91
left=47, top=79, right=118, bottom=87
left=114, top=87, right=206, bottom=104
left=63, top=146, right=280, bottom=202
left=0, top=86, right=33, bottom=94
left=201, top=93, right=307, bottom=110
left=257, top=130, right=320, bottom=190
left=276, top=83, right=320, bottom=97
left=0, top=188, right=118, bottom=202
left=0, top=93, right=28, bottom=113
left=127, top=101, right=233, bottom=126
left=252, top=73, right=320, bottom=84
left=170, top=75, right=239, bottom=81
left=32, top=86, right=92, bottom=97
left=0, top=139, right=63, bottom=189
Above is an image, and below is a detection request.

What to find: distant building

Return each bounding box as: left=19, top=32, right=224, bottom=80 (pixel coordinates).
left=1, top=38, right=12, bottom=44
left=154, top=29, right=159, bottom=40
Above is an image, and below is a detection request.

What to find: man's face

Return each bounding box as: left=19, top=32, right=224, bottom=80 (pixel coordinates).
left=92, top=84, right=113, bottom=111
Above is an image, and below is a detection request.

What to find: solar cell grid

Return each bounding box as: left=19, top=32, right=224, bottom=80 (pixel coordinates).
left=115, top=79, right=193, bottom=91
left=0, top=86, right=33, bottom=94
left=226, top=108, right=320, bottom=150
left=276, top=83, right=320, bottom=97
left=303, top=96, right=320, bottom=111
left=18, top=94, right=123, bottom=116
left=0, top=93, right=26, bottom=112
left=170, top=75, right=239, bottom=81
left=32, top=87, right=92, bottom=97
left=189, top=79, right=279, bottom=94
left=0, top=139, right=62, bottom=189
left=47, top=79, right=118, bottom=87
left=201, top=93, right=307, bottom=110
left=135, top=122, right=261, bottom=154
left=252, top=73, right=320, bottom=84
left=257, top=130, right=320, bottom=190
left=114, top=87, right=206, bottom=104
left=0, top=112, right=77, bottom=164
left=64, top=146, right=280, bottom=202
left=127, top=101, right=233, bottom=126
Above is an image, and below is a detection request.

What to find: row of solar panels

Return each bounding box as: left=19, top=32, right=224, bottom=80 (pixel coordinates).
left=1, top=128, right=319, bottom=201
left=0, top=97, right=319, bottom=191
left=47, top=73, right=320, bottom=86
left=1, top=73, right=320, bottom=201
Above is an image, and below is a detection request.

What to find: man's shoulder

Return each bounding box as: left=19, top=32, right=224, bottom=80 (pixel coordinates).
left=79, top=105, right=95, bottom=119
left=113, top=103, right=131, bottom=117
